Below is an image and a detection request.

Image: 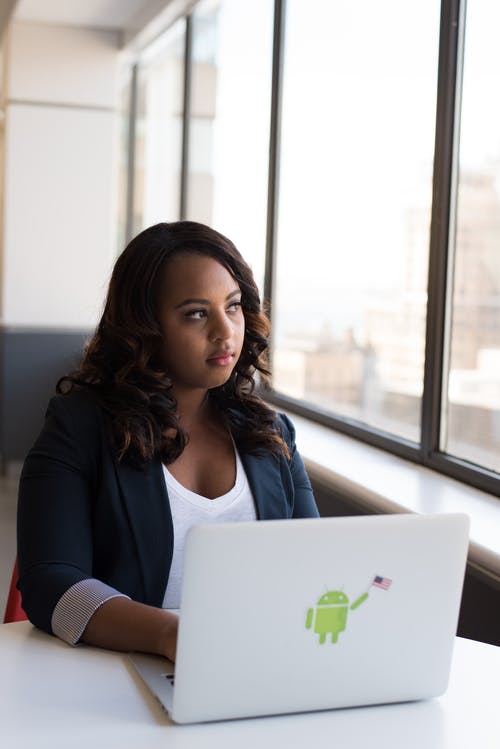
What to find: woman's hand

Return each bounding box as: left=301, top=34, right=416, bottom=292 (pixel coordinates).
left=156, top=609, right=179, bottom=662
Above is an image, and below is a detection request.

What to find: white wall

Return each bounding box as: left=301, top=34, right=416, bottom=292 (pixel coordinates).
left=2, top=21, right=121, bottom=328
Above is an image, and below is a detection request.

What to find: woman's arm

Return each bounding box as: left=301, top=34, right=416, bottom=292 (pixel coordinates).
left=81, top=597, right=178, bottom=661
left=18, top=394, right=101, bottom=633
left=18, top=393, right=175, bottom=658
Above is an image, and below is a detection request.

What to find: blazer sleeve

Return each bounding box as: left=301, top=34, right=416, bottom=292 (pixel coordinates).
left=278, top=413, right=320, bottom=519
left=17, top=394, right=103, bottom=634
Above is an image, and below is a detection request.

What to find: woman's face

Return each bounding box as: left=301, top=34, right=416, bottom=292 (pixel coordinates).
left=158, top=252, right=245, bottom=394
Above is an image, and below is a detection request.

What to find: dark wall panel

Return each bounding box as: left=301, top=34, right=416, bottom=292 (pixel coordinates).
left=0, top=328, right=89, bottom=464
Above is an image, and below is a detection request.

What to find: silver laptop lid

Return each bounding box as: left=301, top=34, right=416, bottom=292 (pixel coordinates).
left=170, top=513, right=469, bottom=723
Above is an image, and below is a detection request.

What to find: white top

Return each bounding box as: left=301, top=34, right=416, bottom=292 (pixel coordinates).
left=162, top=448, right=257, bottom=609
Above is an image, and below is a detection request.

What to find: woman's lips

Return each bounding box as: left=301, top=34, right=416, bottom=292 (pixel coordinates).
left=207, top=352, right=234, bottom=366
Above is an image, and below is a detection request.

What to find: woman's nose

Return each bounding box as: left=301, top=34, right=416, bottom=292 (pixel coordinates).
left=209, top=311, right=232, bottom=342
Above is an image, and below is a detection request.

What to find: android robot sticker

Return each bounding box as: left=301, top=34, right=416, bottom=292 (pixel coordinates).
left=305, top=576, right=392, bottom=644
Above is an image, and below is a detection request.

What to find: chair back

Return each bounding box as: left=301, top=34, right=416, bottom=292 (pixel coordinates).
left=4, top=559, right=28, bottom=623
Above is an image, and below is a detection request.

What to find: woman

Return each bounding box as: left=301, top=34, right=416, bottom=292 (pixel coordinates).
left=17, top=221, right=318, bottom=662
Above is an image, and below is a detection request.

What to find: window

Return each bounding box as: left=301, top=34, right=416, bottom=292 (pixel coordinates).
left=133, top=20, right=185, bottom=234
left=121, top=0, right=500, bottom=494
left=442, top=1, right=500, bottom=474
left=273, top=0, right=440, bottom=443
left=0, top=34, right=7, bottom=269
left=185, top=0, right=273, bottom=291
left=115, top=65, right=134, bottom=254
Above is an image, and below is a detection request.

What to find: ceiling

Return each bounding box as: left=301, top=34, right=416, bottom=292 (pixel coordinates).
left=13, top=0, right=167, bottom=31
left=3, top=0, right=194, bottom=54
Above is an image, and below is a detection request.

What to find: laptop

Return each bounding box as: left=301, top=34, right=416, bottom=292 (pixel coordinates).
left=129, top=512, right=469, bottom=724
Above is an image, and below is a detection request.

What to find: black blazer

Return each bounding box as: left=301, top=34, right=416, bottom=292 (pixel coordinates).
left=17, top=392, right=319, bottom=634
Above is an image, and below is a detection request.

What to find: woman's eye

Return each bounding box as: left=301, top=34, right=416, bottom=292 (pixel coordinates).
left=227, top=301, right=242, bottom=313
left=185, top=309, right=207, bottom=320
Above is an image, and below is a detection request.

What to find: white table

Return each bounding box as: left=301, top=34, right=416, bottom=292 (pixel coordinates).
left=1, top=621, right=499, bottom=749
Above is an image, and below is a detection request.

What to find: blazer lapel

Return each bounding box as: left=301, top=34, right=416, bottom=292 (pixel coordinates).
left=114, top=457, right=173, bottom=606
left=239, top=450, right=291, bottom=520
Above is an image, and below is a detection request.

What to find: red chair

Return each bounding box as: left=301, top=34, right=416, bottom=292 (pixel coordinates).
left=3, top=559, right=28, bottom=623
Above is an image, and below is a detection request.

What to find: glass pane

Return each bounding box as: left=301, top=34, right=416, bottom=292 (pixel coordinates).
left=0, top=34, right=6, bottom=104
left=0, top=35, right=6, bottom=244
left=273, top=0, right=440, bottom=442
left=115, top=65, right=133, bottom=254
left=442, top=2, right=500, bottom=473
left=186, top=0, right=273, bottom=292
left=134, top=20, right=185, bottom=234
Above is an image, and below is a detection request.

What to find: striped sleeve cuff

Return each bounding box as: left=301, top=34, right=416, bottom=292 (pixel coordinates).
left=51, top=578, right=130, bottom=646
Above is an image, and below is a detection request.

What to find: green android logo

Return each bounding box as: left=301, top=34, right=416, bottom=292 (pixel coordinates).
left=305, top=589, right=369, bottom=644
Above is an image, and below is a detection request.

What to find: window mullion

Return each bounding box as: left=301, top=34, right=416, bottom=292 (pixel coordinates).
left=264, top=0, right=286, bottom=325
left=179, top=14, right=192, bottom=221
left=421, top=0, right=463, bottom=461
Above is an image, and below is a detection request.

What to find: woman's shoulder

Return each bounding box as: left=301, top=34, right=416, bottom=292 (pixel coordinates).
left=48, top=387, right=101, bottom=414
left=44, top=388, right=105, bottom=439
left=21, top=389, right=108, bottom=477
left=275, top=411, right=295, bottom=434
left=274, top=412, right=298, bottom=451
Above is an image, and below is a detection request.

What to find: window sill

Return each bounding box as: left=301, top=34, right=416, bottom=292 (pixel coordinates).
left=289, top=413, right=500, bottom=583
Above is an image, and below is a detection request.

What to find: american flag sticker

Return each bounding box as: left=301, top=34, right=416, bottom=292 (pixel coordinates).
left=372, top=575, right=392, bottom=590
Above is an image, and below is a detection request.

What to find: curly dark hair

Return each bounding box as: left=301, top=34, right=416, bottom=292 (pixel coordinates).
left=58, top=221, right=288, bottom=465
